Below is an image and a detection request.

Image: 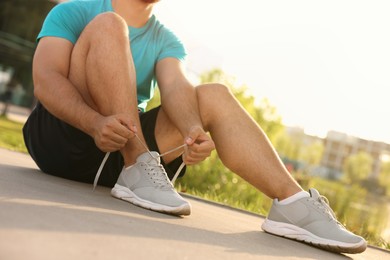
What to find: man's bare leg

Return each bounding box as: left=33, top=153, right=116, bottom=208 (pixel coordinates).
left=154, top=83, right=302, bottom=200
left=63, top=12, right=190, bottom=215
left=67, top=12, right=146, bottom=165
left=196, top=84, right=302, bottom=200
left=154, top=83, right=366, bottom=252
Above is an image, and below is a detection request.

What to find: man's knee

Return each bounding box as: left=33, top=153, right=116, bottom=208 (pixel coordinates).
left=196, top=83, right=232, bottom=105
left=86, top=12, right=129, bottom=40
left=196, top=83, right=232, bottom=129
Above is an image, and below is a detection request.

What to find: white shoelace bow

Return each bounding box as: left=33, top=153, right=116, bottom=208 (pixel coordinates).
left=93, top=133, right=186, bottom=191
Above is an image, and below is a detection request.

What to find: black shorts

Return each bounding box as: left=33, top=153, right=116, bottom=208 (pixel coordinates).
left=23, top=103, right=185, bottom=187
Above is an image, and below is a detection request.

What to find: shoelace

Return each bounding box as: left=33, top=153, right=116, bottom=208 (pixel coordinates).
left=143, top=162, right=173, bottom=189
left=310, top=195, right=342, bottom=224
left=93, top=133, right=186, bottom=191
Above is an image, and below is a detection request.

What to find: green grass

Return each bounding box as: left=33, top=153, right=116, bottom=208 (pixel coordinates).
left=0, top=115, right=27, bottom=153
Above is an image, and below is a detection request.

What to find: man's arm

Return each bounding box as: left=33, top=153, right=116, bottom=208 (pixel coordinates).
left=33, top=37, right=133, bottom=151
left=33, top=37, right=99, bottom=134
left=155, top=58, right=215, bottom=164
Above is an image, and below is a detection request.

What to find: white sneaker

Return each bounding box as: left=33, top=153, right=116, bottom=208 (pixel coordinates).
left=262, top=188, right=367, bottom=254
left=111, top=151, right=191, bottom=216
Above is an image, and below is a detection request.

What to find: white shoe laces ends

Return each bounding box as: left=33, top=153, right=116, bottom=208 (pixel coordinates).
left=93, top=133, right=187, bottom=191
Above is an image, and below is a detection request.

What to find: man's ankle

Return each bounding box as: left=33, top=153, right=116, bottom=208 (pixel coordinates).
left=277, top=190, right=310, bottom=205
left=122, top=149, right=148, bottom=167
left=275, top=186, right=305, bottom=201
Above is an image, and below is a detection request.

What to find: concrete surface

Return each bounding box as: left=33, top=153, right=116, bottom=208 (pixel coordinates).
left=0, top=102, right=30, bottom=123
left=0, top=148, right=389, bottom=260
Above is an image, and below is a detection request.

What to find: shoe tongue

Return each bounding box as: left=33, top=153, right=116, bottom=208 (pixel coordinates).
left=136, top=151, right=160, bottom=165
left=309, top=188, right=321, bottom=199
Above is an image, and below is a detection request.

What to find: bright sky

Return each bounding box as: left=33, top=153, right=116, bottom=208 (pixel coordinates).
left=154, top=0, right=390, bottom=143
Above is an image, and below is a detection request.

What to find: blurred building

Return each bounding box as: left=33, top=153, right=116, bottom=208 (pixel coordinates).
left=284, top=126, right=390, bottom=180
left=321, top=131, right=390, bottom=178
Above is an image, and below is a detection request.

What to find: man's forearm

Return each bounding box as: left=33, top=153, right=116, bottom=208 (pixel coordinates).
left=35, top=73, right=101, bottom=137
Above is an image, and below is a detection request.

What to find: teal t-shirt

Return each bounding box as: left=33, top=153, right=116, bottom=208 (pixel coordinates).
left=38, top=0, right=187, bottom=111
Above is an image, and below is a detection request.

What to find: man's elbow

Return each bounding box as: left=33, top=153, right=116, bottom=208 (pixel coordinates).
left=32, top=71, right=45, bottom=101
left=32, top=69, right=52, bottom=101
left=33, top=82, right=44, bottom=101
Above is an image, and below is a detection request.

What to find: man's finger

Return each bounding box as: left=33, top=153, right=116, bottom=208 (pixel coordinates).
left=116, top=114, right=138, bottom=134
left=109, top=132, right=129, bottom=145
left=185, top=126, right=204, bottom=145
left=114, top=121, right=134, bottom=139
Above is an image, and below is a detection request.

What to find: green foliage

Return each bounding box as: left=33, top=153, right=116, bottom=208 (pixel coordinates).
left=274, top=130, right=304, bottom=161
left=145, top=88, right=161, bottom=111
left=0, top=115, right=27, bottom=153
left=273, top=130, right=324, bottom=168
left=343, top=151, right=374, bottom=184
left=0, top=0, right=57, bottom=107
left=198, top=68, right=284, bottom=142
left=301, top=141, right=324, bottom=166
left=0, top=0, right=55, bottom=42
left=379, top=160, right=390, bottom=196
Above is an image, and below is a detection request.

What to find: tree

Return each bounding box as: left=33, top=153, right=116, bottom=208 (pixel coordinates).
left=343, top=151, right=373, bottom=184
left=0, top=0, right=57, bottom=107
left=379, top=159, right=390, bottom=195
left=198, top=68, right=284, bottom=141
left=301, top=141, right=324, bottom=166
left=274, top=131, right=303, bottom=161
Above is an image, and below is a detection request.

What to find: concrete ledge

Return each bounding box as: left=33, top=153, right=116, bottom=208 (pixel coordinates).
left=0, top=148, right=389, bottom=259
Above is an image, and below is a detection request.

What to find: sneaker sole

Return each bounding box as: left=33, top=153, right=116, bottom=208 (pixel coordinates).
left=261, top=219, right=367, bottom=254
left=111, top=184, right=191, bottom=216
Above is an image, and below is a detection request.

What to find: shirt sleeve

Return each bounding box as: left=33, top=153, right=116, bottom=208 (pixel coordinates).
left=157, top=27, right=187, bottom=62
left=37, top=1, right=86, bottom=44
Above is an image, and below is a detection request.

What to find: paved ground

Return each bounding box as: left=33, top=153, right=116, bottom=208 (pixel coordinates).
left=0, top=148, right=389, bottom=260
left=0, top=102, right=30, bottom=123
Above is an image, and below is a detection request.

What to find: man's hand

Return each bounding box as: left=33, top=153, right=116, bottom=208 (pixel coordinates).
left=183, top=126, right=215, bottom=165
left=93, top=114, right=137, bottom=152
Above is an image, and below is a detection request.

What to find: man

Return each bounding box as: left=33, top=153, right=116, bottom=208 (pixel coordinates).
left=23, top=0, right=366, bottom=254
